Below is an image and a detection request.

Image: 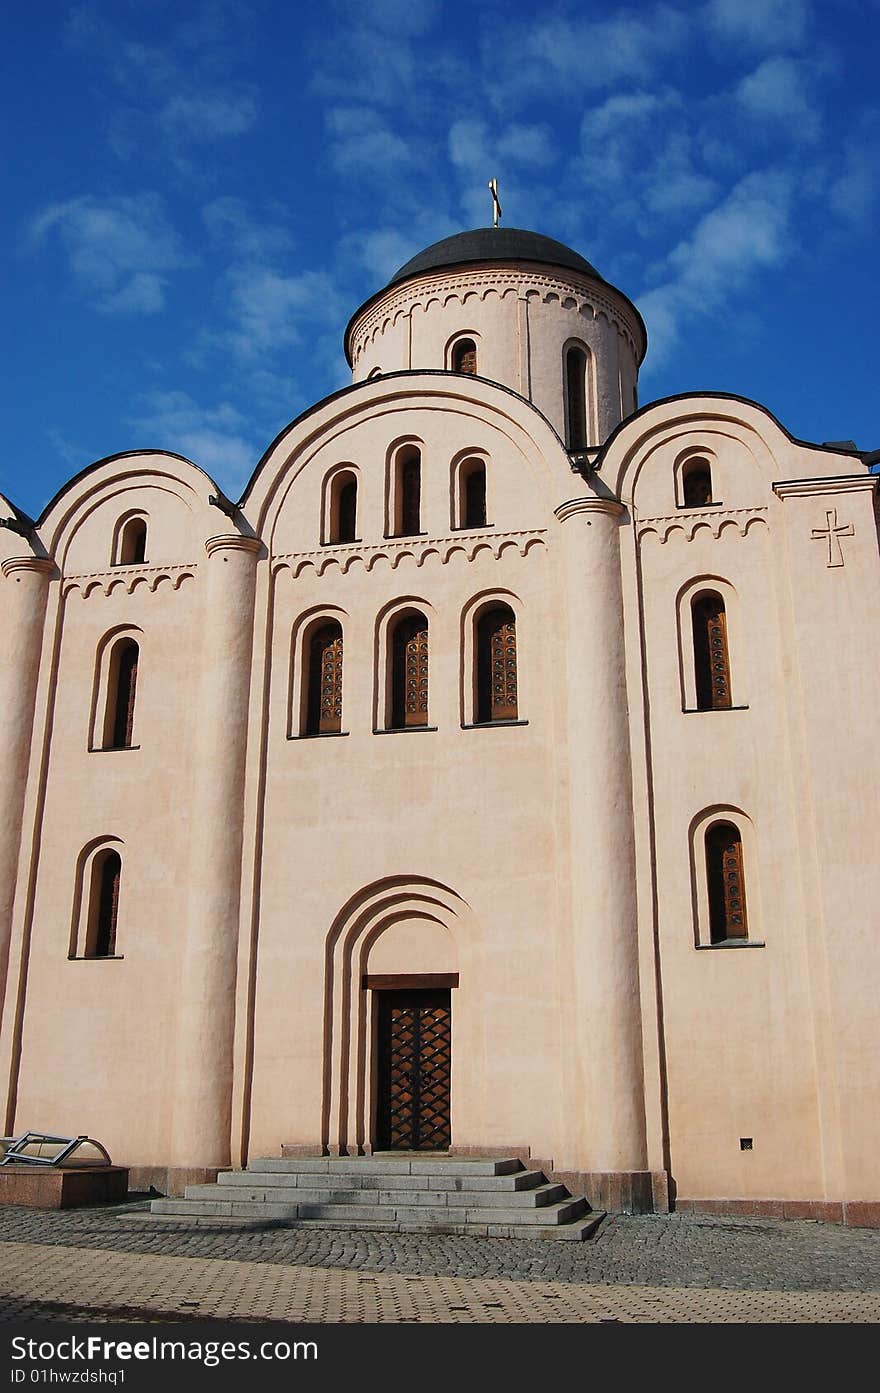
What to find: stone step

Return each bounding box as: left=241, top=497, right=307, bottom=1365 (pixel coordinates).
left=136, top=1211, right=606, bottom=1241
left=152, top=1195, right=588, bottom=1226
left=253, top=1156, right=521, bottom=1176
left=216, top=1167, right=548, bottom=1192
left=183, top=1182, right=568, bottom=1208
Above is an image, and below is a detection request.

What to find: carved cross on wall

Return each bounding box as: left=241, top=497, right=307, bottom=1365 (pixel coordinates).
left=811, top=508, right=854, bottom=568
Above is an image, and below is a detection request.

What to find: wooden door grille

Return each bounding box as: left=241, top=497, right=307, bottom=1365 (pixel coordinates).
left=376, top=989, right=451, bottom=1151
left=707, top=822, right=748, bottom=942
left=307, top=623, right=343, bottom=734
left=391, top=615, right=429, bottom=727
left=693, top=593, right=731, bottom=710
left=477, top=607, right=517, bottom=722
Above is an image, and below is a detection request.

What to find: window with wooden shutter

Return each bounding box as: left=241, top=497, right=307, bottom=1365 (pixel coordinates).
left=565, top=346, right=588, bottom=451
left=462, top=463, right=487, bottom=528
left=683, top=461, right=713, bottom=507
left=306, top=622, right=343, bottom=734
left=399, top=453, right=421, bottom=536
left=692, top=592, right=731, bottom=710
left=391, top=614, right=429, bottom=728
left=706, top=823, right=748, bottom=942
left=90, top=850, right=122, bottom=957
left=107, top=640, right=139, bottom=748
left=452, top=339, right=477, bottom=374
left=476, top=606, right=518, bottom=723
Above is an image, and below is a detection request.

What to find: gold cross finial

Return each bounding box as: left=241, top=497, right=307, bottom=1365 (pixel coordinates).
left=488, top=177, right=502, bottom=228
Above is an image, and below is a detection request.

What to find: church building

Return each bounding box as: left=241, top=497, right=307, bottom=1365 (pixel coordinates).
left=1, top=224, right=878, bottom=1223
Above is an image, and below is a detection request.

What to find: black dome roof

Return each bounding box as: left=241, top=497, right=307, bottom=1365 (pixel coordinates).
left=388, top=228, right=604, bottom=286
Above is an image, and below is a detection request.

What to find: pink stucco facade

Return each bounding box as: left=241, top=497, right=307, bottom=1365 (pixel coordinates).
left=1, top=230, right=877, bottom=1215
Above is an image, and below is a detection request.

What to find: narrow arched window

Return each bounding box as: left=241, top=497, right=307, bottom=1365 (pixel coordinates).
left=87, top=850, right=122, bottom=958
left=117, top=518, right=147, bottom=565
left=328, top=471, right=357, bottom=543
left=396, top=448, right=421, bottom=536
left=306, top=622, right=343, bottom=734
left=391, top=613, right=429, bottom=727
left=104, top=639, right=139, bottom=748
left=462, top=461, right=487, bottom=528
left=706, top=823, right=748, bottom=942
left=452, top=339, right=477, bottom=374
left=692, top=593, right=731, bottom=711
left=476, top=606, right=518, bottom=723
left=683, top=459, right=713, bottom=507
left=565, top=346, right=588, bottom=450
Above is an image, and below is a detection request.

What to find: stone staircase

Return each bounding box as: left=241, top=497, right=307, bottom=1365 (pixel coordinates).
left=148, top=1154, right=604, bottom=1240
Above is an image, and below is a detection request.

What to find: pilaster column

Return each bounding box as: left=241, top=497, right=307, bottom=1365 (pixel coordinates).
left=0, top=557, right=53, bottom=1004
left=170, top=534, right=261, bottom=1168
left=555, top=497, right=647, bottom=1171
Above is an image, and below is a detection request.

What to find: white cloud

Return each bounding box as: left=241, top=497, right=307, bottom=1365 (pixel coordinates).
left=638, top=170, right=795, bottom=365
left=159, top=92, right=258, bottom=144
left=202, top=198, right=294, bottom=260
left=703, top=0, right=808, bottom=49
left=325, top=108, right=417, bottom=179
left=129, top=390, right=257, bottom=493
left=29, top=193, right=188, bottom=315
left=828, top=113, right=880, bottom=229
left=221, top=265, right=344, bottom=359
left=736, top=57, right=821, bottom=140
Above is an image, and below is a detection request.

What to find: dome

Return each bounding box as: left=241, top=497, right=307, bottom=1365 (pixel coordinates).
left=388, top=227, right=604, bottom=288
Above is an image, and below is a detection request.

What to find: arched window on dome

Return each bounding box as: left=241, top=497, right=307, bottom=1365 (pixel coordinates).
left=476, top=605, right=518, bottom=723
left=682, top=458, right=714, bottom=508
left=85, top=848, right=123, bottom=958
left=390, top=612, right=429, bottom=728
left=705, top=822, right=748, bottom=943
left=114, top=516, right=147, bottom=566
left=692, top=592, right=731, bottom=711
left=452, top=338, right=478, bottom=374
left=305, top=621, right=344, bottom=735
left=564, top=344, right=592, bottom=451
left=102, top=637, right=139, bottom=749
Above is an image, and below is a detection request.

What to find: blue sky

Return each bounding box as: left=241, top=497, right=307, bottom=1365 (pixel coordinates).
left=4, top=0, right=878, bottom=517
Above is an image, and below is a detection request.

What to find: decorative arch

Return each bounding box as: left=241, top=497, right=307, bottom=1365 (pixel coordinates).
left=374, top=596, right=434, bottom=731
left=459, top=588, right=523, bottom=727
left=69, top=836, right=125, bottom=959
left=321, top=876, right=478, bottom=1155
left=450, top=449, right=490, bottom=530
left=446, top=331, right=480, bottom=375
left=562, top=338, right=597, bottom=451
left=385, top=437, right=424, bottom=538
left=675, top=575, right=744, bottom=713
left=112, top=511, right=148, bottom=566
left=90, top=625, right=144, bottom=751
left=288, top=605, right=348, bottom=738
left=688, top=806, right=761, bottom=947
left=321, top=464, right=359, bottom=545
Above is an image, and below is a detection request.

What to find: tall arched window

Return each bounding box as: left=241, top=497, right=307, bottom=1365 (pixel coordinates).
left=452, top=339, right=477, bottom=374
left=86, top=849, right=122, bottom=958
left=705, top=822, right=748, bottom=942
left=328, top=471, right=358, bottom=543
left=391, top=613, right=429, bottom=727
left=692, top=593, right=731, bottom=710
left=461, top=460, right=487, bottom=528
left=476, top=606, right=518, bottom=723
left=116, top=517, right=147, bottom=565
left=103, top=638, right=139, bottom=748
left=682, top=459, right=714, bottom=507
left=305, top=622, right=343, bottom=734
left=565, top=345, right=588, bottom=450
left=395, top=448, right=421, bottom=536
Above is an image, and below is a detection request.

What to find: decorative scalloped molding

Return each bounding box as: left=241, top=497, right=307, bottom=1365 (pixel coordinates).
left=350, top=266, right=642, bottom=364
left=272, top=530, right=548, bottom=579
left=637, top=508, right=769, bottom=545
left=62, top=562, right=198, bottom=598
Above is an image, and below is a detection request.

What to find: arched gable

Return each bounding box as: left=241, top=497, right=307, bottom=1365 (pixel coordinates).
left=35, top=452, right=228, bottom=574
left=598, top=394, right=868, bottom=514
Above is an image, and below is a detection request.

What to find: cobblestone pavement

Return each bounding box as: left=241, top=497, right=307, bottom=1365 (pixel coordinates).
left=0, top=1201, right=877, bottom=1323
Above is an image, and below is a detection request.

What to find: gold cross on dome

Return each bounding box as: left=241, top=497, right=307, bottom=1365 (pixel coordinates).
left=811, top=508, right=854, bottom=568
left=488, top=178, right=502, bottom=228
